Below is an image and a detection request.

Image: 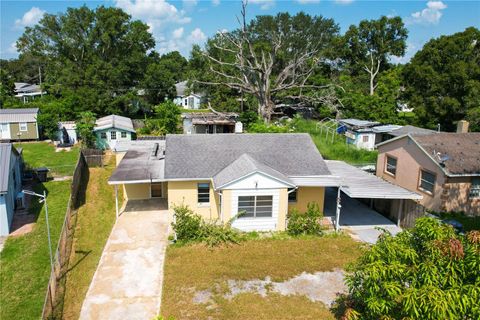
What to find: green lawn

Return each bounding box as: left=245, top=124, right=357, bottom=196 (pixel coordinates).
left=0, top=180, right=71, bottom=320
left=62, top=162, right=119, bottom=320
left=435, top=212, right=480, bottom=232
left=161, top=234, right=363, bottom=319
left=15, top=142, right=80, bottom=176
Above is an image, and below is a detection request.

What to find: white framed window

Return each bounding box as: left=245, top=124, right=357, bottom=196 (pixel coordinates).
left=238, top=195, right=273, bottom=218
left=19, top=122, right=28, bottom=131
left=419, top=169, right=436, bottom=194
left=197, top=183, right=210, bottom=203
left=111, top=131, right=117, bottom=140
left=385, top=155, right=397, bottom=176
left=121, top=131, right=127, bottom=138
left=469, top=177, right=480, bottom=199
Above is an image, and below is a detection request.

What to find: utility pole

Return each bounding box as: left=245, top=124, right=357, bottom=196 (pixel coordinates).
left=38, top=66, right=43, bottom=97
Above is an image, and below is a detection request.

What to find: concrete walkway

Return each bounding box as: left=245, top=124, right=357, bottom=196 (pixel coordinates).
left=80, top=199, right=169, bottom=320
left=324, top=188, right=402, bottom=244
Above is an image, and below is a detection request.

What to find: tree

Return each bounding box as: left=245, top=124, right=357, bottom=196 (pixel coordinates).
left=339, top=217, right=480, bottom=319
left=76, top=111, right=96, bottom=148
left=403, top=27, right=480, bottom=132
left=201, top=2, right=340, bottom=122
left=343, top=16, right=407, bottom=95
left=140, top=101, right=181, bottom=135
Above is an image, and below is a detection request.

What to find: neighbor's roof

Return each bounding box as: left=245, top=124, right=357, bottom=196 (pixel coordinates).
left=182, top=112, right=238, bottom=125
left=326, top=160, right=422, bottom=200
left=413, top=133, right=480, bottom=175
left=112, top=139, right=166, bottom=153
left=94, top=115, right=135, bottom=133
left=0, top=144, right=19, bottom=194
left=389, top=125, right=436, bottom=137
left=109, top=141, right=166, bottom=183
left=58, top=121, right=76, bottom=130
left=213, top=153, right=294, bottom=189
left=164, top=133, right=331, bottom=180
left=0, top=108, right=39, bottom=123
left=371, top=124, right=403, bottom=133
left=14, top=82, right=42, bottom=94
left=175, top=81, right=203, bottom=97
left=339, top=119, right=380, bottom=128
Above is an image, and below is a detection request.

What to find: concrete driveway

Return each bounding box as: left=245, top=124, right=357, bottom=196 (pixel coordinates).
left=80, top=199, right=169, bottom=320
left=324, top=188, right=402, bottom=244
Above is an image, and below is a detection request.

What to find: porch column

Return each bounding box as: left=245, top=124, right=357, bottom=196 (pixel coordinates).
left=335, top=187, right=342, bottom=232
left=397, top=199, right=404, bottom=227
left=115, top=185, right=119, bottom=219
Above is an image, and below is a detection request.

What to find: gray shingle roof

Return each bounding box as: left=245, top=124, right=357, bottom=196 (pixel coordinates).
left=0, top=144, right=17, bottom=193
left=164, top=133, right=330, bottom=180
left=0, top=108, right=39, bottom=123
left=213, top=153, right=294, bottom=189
left=389, top=125, right=436, bottom=137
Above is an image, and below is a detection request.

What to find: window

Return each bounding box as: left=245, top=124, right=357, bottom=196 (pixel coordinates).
left=419, top=169, right=436, bottom=194
left=19, top=123, right=28, bottom=131
left=100, top=132, right=107, bottom=139
left=121, top=131, right=127, bottom=138
left=470, top=177, right=480, bottom=198
left=184, top=98, right=188, bottom=106
left=385, top=155, right=397, bottom=176
left=238, top=195, right=273, bottom=218
left=197, top=183, right=210, bottom=203
left=362, top=135, right=369, bottom=143
left=288, top=188, right=297, bottom=202
left=110, top=131, right=117, bottom=140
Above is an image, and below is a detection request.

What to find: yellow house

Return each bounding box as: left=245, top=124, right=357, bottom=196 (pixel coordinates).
left=108, top=133, right=339, bottom=232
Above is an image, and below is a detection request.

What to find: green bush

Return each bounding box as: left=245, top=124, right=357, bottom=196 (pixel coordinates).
left=171, top=204, right=242, bottom=246
left=287, top=202, right=324, bottom=236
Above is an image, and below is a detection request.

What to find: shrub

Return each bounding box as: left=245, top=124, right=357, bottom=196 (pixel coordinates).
left=171, top=204, right=243, bottom=246
left=287, top=202, right=324, bottom=236
left=340, top=217, right=480, bottom=319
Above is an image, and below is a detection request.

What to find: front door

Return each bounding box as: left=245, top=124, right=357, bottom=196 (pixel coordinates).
left=151, top=183, right=163, bottom=198
left=0, top=123, right=10, bottom=139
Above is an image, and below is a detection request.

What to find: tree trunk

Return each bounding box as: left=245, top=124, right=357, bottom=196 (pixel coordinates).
left=369, top=73, right=375, bottom=96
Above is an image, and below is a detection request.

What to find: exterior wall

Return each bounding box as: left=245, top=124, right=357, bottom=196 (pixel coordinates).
left=442, top=177, right=480, bottom=216
left=288, top=187, right=325, bottom=213
left=0, top=195, right=8, bottom=236
left=345, top=131, right=376, bottom=150
left=9, top=122, right=38, bottom=140
left=376, top=136, right=445, bottom=211
left=95, top=128, right=133, bottom=150
left=0, top=151, right=22, bottom=236
left=174, top=95, right=202, bottom=109
left=167, top=180, right=220, bottom=221
left=115, top=152, right=126, bottom=166
left=57, top=128, right=77, bottom=144
left=124, top=183, right=151, bottom=200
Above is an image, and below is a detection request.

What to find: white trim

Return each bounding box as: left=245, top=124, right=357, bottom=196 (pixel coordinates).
left=215, top=170, right=295, bottom=190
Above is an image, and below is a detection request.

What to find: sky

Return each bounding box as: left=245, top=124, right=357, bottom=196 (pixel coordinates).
left=1, top=0, right=479, bottom=62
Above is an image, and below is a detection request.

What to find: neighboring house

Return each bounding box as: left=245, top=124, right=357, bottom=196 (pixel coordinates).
left=57, top=121, right=77, bottom=145
left=112, top=138, right=165, bottom=165
left=94, top=115, right=135, bottom=150
left=14, top=82, right=46, bottom=103
left=0, top=143, right=23, bottom=236
left=109, top=134, right=340, bottom=232
left=173, top=81, right=205, bottom=110
left=0, top=108, right=40, bottom=141
left=376, top=130, right=480, bottom=216
left=396, top=103, right=414, bottom=113
left=386, top=125, right=437, bottom=139
left=182, top=112, right=242, bottom=134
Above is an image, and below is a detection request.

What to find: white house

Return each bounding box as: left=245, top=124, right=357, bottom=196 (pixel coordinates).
left=173, top=81, right=204, bottom=110
left=94, top=115, right=135, bottom=150
left=338, top=119, right=402, bottom=151
left=14, top=82, right=46, bottom=103
left=57, top=121, right=78, bottom=145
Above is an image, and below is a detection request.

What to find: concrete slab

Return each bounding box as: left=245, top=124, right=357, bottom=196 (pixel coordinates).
left=324, top=187, right=402, bottom=244
left=80, top=199, right=169, bottom=320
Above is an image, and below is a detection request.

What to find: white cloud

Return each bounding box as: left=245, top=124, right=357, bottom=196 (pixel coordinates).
left=7, top=42, right=18, bottom=54
left=249, top=0, right=275, bottom=10
left=334, top=0, right=354, bottom=4
left=14, top=7, right=45, bottom=28
left=409, top=1, right=447, bottom=25
left=212, top=0, right=220, bottom=6
left=296, top=0, right=320, bottom=3
left=187, top=28, right=207, bottom=43
left=389, top=42, right=417, bottom=64
left=172, top=27, right=184, bottom=39
left=115, top=0, right=191, bottom=27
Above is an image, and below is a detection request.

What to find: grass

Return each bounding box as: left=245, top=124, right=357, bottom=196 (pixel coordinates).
left=292, top=119, right=378, bottom=164
left=434, top=212, right=480, bottom=232
left=161, top=234, right=363, bottom=319
left=15, top=142, right=80, bottom=176
left=61, top=161, right=120, bottom=320
left=0, top=180, right=71, bottom=320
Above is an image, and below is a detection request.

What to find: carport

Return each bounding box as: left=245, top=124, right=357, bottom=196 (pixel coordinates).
left=325, top=160, right=423, bottom=232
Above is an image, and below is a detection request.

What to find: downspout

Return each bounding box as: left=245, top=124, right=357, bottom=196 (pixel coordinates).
left=217, top=190, right=223, bottom=223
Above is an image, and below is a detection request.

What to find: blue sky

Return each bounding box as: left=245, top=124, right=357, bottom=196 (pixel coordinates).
left=1, top=0, right=479, bottom=62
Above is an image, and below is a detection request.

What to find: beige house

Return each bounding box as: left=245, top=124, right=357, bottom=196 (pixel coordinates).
left=109, top=133, right=339, bottom=232
left=0, top=108, right=40, bottom=141
left=376, top=131, right=480, bottom=216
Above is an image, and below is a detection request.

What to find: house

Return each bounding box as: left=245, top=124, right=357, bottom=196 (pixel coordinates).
left=57, top=121, right=77, bottom=145
left=396, top=103, right=414, bottom=113
left=182, top=112, right=242, bottom=134
left=94, top=115, right=135, bottom=150
left=0, top=144, right=23, bottom=236
left=338, top=119, right=385, bottom=150
left=376, top=127, right=480, bottom=216
left=112, top=138, right=165, bottom=165
left=109, top=133, right=340, bottom=232
left=386, top=125, right=437, bottom=139
left=0, top=108, right=40, bottom=141
left=173, top=81, right=205, bottom=109
left=14, top=82, right=46, bottom=103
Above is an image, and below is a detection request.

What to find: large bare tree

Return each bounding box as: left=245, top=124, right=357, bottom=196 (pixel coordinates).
left=200, top=1, right=340, bottom=122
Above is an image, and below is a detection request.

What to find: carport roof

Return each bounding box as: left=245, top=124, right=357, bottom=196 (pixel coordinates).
left=325, top=160, right=422, bottom=200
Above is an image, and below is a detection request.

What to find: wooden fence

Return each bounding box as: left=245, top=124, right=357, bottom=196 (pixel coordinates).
left=42, top=151, right=89, bottom=319
left=81, top=148, right=104, bottom=167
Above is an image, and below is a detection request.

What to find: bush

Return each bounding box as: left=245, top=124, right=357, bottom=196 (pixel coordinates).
left=171, top=204, right=243, bottom=246
left=340, top=217, right=480, bottom=319
left=287, top=202, right=324, bottom=236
